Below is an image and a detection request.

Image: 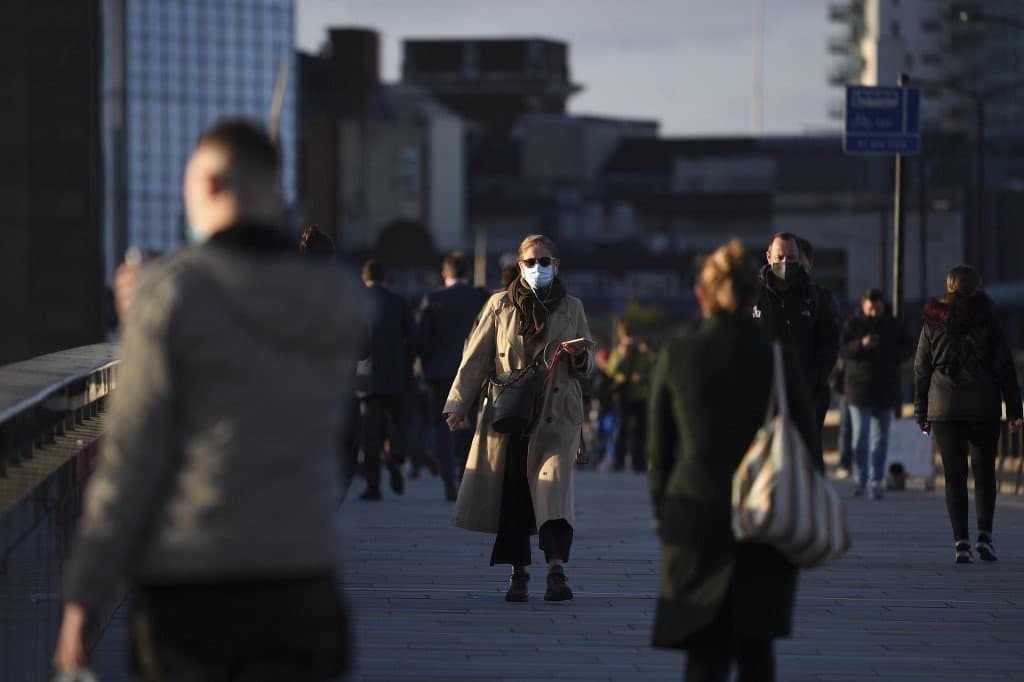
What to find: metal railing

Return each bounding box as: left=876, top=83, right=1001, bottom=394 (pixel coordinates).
left=0, top=344, right=119, bottom=682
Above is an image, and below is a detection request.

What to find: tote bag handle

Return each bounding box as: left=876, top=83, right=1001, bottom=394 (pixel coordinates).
left=760, top=342, right=789, bottom=426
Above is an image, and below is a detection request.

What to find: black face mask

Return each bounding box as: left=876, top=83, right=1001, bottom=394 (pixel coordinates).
left=770, top=261, right=802, bottom=283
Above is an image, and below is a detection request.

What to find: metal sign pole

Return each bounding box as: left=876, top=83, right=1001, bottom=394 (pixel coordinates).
left=892, top=73, right=908, bottom=320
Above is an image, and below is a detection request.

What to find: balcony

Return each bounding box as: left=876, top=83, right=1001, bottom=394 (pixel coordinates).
left=828, top=0, right=864, bottom=24
left=827, top=56, right=865, bottom=86
left=828, top=2, right=852, bottom=22
left=828, top=35, right=855, bottom=55
left=827, top=97, right=846, bottom=120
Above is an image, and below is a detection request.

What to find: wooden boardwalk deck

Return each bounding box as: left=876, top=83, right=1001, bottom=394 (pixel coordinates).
left=94, top=467, right=1024, bottom=681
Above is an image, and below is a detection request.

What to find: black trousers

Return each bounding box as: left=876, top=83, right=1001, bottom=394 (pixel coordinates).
left=359, top=394, right=408, bottom=491
left=131, top=574, right=348, bottom=682
left=491, top=433, right=573, bottom=566
left=931, top=420, right=1000, bottom=541
left=684, top=591, right=775, bottom=682
left=340, top=395, right=361, bottom=497
left=685, top=638, right=775, bottom=682
left=614, top=401, right=648, bottom=471
left=429, top=380, right=474, bottom=484
left=814, top=387, right=831, bottom=441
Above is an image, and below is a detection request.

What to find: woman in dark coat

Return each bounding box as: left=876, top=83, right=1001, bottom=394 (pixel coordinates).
left=914, top=265, right=1022, bottom=563
left=648, top=239, right=821, bottom=682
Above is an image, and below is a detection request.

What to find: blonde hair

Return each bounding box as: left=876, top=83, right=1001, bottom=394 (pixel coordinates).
left=946, top=264, right=982, bottom=295
left=517, top=234, right=558, bottom=261
left=698, top=239, right=758, bottom=314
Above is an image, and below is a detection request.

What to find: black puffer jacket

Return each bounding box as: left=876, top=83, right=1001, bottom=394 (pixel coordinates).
left=753, top=266, right=839, bottom=396
left=914, top=291, right=1022, bottom=425
left=839, top=311, right=915, bottom=410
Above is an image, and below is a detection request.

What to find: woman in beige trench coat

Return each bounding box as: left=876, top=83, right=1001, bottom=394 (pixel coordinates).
left=444, top=234, right=594, bottom=602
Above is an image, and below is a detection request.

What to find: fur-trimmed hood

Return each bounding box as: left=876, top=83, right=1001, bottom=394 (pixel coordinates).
left=922, top=290, right=993, bottom=332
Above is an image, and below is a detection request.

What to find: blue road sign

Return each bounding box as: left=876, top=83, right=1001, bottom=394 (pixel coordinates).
left=843, top=86, right=921, bottom=155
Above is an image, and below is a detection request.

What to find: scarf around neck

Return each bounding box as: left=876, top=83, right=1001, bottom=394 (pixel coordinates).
left=507, top=275, right=567, bottom=344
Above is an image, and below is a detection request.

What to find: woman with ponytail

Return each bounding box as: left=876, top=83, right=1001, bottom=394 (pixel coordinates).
left=648, top=239, right=819, bottom=681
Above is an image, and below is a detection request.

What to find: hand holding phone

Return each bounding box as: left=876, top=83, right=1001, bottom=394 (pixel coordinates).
left=560, top=337, right=595, bottom=356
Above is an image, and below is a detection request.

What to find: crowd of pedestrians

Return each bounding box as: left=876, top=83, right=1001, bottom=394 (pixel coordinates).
left=51, top=118, right=1024, bottom=682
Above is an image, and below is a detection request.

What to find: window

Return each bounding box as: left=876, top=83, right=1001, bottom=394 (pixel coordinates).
left=891, top=21, right=900, bottom=37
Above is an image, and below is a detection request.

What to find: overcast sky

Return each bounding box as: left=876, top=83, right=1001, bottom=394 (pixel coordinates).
left=295, top=0, right=837, bottom=137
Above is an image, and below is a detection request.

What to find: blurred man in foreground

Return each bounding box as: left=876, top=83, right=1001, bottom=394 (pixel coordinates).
left=55, top=120, right=366, bottom=679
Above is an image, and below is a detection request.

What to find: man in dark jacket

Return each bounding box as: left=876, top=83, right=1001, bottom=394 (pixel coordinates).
left=797, top=236, right=844, bottom=437
left=356, top=259, right=414, bottom=500
left=417, top=252, right=489, bottom=500
left=839, top=289, right=914, bottom=498
left=754, top=232, right=839, bottom=435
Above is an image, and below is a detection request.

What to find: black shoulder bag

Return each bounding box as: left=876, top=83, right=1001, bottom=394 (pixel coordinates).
left=488, top=343, right=565, bottom=435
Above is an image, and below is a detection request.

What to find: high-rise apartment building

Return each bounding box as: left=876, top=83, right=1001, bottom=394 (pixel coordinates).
left=102, top=0, right=296, bottom=276
left=827, top=0, right=1024, bottom=135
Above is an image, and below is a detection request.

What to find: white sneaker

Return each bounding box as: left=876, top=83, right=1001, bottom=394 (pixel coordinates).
left=976, top=534, right=998, bottom=562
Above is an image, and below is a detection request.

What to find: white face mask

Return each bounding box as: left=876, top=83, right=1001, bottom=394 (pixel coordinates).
left=521, top=263, right=555, bottom=289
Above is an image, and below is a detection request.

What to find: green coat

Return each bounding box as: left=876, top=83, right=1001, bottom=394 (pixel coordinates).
left=647, top=313, right=821, bottom=649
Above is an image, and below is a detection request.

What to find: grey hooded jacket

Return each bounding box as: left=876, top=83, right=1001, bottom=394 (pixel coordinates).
left=64, top=227, right=369, bottom=608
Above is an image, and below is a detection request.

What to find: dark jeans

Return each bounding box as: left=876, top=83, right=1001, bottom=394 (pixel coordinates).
left=131, top=574, right=348, bottom=681
left=491, top=433, right=573, bottom=566
left=931, top=421, right=1000, bottom=541
left=614, top=401, right=647, bottom=471
left=849, top=405, right=892, bottom=488
left=360, top=394, right=408, bottom=491
left=429, top=379, right=473, bottom=484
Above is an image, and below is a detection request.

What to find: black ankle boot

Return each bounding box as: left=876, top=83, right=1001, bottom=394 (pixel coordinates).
left=544, top=564, right=573, bottom=601
left=505, top=572, right=529, bottom=602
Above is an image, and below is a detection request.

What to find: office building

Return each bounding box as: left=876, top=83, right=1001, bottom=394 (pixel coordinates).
left=102, top=0, right=297, bottom=276
left=401, top=37, right=581, bottom=133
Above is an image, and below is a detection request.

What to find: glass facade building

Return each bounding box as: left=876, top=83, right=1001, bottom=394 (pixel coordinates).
left=103, top=0, right=296, bottom=272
